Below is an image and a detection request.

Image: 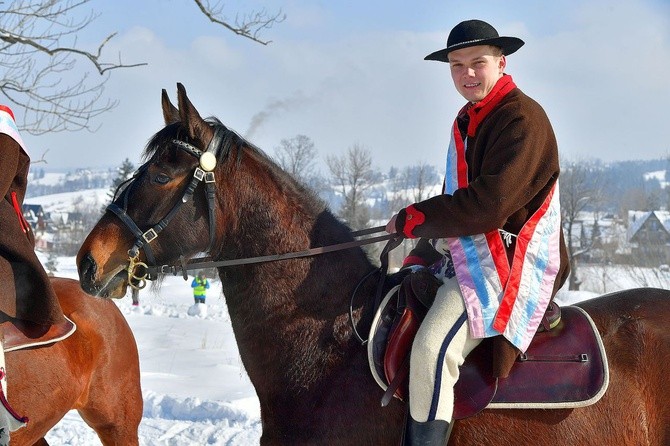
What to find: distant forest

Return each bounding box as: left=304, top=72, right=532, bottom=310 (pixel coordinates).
left=567, top=158, right=669, bottom=216
left=27, top=157, right=670, bottom=219
left=26, top=168, right=115, bottom=198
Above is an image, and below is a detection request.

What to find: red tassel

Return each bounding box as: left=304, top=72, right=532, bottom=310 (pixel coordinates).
left=10, top=192, right=30, bottom=234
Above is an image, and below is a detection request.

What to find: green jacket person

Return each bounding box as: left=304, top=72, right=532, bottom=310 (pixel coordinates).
left=191, top=272, right=210, bottom=304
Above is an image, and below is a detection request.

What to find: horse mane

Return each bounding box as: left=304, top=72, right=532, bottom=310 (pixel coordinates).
left=142, top=117, right=354, bottom=243
left=142, top=117, right=248, bottom=166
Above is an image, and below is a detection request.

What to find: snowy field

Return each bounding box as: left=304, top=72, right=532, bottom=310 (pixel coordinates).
left=40, top=255, right=262, bottom=445
left=27, top=254, right=667, bottom=445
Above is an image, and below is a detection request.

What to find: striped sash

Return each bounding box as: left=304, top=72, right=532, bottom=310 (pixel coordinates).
left=441, top=120, right=561, bottom=352
left=0, top=106, right=26, bottom=153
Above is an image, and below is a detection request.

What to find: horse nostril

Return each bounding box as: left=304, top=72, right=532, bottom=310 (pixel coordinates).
left=78, top=253, right=98, bottom=293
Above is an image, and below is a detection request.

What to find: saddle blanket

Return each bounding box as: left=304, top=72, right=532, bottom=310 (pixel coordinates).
left=453, top=305, right=609, bottom=418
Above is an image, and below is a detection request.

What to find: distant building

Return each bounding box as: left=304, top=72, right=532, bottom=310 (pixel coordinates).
left=627, top=210, right=670, bottom=266
left=22, top=203, right=89, bottom=255
left=565, top=212, right=627, bottom=264
left=22, top=203, right=48, bottom=231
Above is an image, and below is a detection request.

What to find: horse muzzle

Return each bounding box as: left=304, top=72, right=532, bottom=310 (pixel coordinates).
left=77, top=252, right=128, bottom=299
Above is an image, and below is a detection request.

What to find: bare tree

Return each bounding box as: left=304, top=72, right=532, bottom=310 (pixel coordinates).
left=274, top=134, right=328, bottom=195
left=193, top=0, right=285, bottom=45
left=0, top=0, right=283, bottom=135
left=0, top=0, right=146, bottom=134
left=385, top=167, right=410, bottom=218
left=383, top=163, right=441, bottom=215
left=403, top=163, right=440, bottom=203
left=560, top=161, right=604, bottom=290
left=327, top=144, right=376, bottom=230
left=274, top=135, right=317, bottom=182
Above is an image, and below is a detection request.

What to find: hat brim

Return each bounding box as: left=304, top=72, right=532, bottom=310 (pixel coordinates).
left=424, top=36, right=524, bottom=62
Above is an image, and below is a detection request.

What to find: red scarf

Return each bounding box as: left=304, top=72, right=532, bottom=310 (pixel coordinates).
left=464, top=74, right=517, bottom=137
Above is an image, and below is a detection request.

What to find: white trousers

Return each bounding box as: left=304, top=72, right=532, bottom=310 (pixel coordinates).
left=408, top=276, right=481, bottom=423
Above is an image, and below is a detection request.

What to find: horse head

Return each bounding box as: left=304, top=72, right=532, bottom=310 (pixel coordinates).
left=77, top=83, right=349, bottom=300
left=77, top=83, right=244, bottom=297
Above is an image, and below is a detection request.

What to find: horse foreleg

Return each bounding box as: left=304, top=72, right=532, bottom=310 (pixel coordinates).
left=76, top=375, right=143, bottom=446
left=31, top=439, right=49, bottom=446
left=77, top=395, right=142, bottom=446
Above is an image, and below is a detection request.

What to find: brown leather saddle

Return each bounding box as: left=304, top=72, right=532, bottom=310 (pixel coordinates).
left=0, top=317, right=76, bottom=352
left=367, top=270, right=609, bottom=418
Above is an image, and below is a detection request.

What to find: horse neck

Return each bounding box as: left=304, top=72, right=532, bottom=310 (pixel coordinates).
left=221, top=252, right=377, bottom=406
left=215, top=159, right=378, bottom=400
left=215, top=153, right=319, bottom=255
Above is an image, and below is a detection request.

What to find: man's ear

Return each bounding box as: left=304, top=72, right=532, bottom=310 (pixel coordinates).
left=499, top=55, right=507, bottom=73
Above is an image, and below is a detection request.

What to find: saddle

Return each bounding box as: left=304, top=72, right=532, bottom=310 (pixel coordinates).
left=0, top=316, right=76, bottom=435
left=367, top=270, right=609, bottom=418
left=0, top=317, right=76, bottom=352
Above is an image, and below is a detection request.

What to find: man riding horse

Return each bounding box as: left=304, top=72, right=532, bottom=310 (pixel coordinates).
left=386, top=20, right=570, bottom=445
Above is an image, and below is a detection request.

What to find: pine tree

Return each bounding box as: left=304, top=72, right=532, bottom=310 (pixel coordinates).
left=105, top=158, right=136, bottom=208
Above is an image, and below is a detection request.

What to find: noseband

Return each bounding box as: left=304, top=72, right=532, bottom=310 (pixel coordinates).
left=106, top=125, right=226, bottom=289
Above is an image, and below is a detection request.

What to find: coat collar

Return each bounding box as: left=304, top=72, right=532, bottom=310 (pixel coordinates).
left=464, top=74, right=517, bottom=137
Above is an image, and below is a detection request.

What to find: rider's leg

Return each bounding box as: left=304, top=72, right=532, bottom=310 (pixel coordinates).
left=403, top=277, right=481, bottom=445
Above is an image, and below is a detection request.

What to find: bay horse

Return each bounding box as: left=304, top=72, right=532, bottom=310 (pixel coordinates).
left=7, top=277, right=142, bottom=445
left=76, top=83, right=670, bottom=445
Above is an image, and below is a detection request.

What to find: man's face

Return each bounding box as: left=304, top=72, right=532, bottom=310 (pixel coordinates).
left=448, top=45, right=506, bottom=103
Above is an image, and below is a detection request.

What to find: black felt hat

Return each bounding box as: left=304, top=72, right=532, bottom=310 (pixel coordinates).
left=425, top=19, right=524, bottom=62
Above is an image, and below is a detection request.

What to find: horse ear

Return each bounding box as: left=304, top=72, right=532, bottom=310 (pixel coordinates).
left=161, top=89, right=180, bottom=125
left=175, top=83, right=213, bottom=146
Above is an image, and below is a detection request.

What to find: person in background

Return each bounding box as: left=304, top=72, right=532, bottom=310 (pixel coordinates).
left=131, top=287, right=140, bottom=306
left=385, top=19, right=570, bottom=444
left=191, top=272, right=210, bottom=304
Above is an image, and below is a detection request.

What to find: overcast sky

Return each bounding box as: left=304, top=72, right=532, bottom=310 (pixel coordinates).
left=18, top=0, right=670, bottom=174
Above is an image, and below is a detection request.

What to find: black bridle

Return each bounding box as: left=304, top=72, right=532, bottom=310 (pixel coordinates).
left=106, top=125, right=226, bottom=288
left=105, top=123, right=400, bottom=292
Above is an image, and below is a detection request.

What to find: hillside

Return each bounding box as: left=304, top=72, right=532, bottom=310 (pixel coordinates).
left=25, top=189, right=109, bottom=214
left=26, top=168, right=115, bottom=199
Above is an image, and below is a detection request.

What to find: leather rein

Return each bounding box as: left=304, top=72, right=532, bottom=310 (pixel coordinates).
left=144, top=226, right=397, bottom=282
left=105, top=124, right=399, bottom=290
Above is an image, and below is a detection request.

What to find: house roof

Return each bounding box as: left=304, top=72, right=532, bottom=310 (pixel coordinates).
left=627, top=210, right=670, bottom=241
left=22, top=203, right=44, bottom=213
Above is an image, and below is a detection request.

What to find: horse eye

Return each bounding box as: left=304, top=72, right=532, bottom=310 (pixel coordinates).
left=154, top=173, right=171, bottom=185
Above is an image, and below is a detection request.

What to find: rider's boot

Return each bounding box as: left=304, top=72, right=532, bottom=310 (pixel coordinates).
left=401, top=414, right=451, bottom=445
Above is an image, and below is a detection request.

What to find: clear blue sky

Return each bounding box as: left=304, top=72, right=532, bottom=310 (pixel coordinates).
left=19, top=0, right=670, bottom=172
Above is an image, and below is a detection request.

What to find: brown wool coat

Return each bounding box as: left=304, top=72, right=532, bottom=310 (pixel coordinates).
left=0, top=134, right=64, bottom=325
left=397, top=87, right=570, bottom=377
